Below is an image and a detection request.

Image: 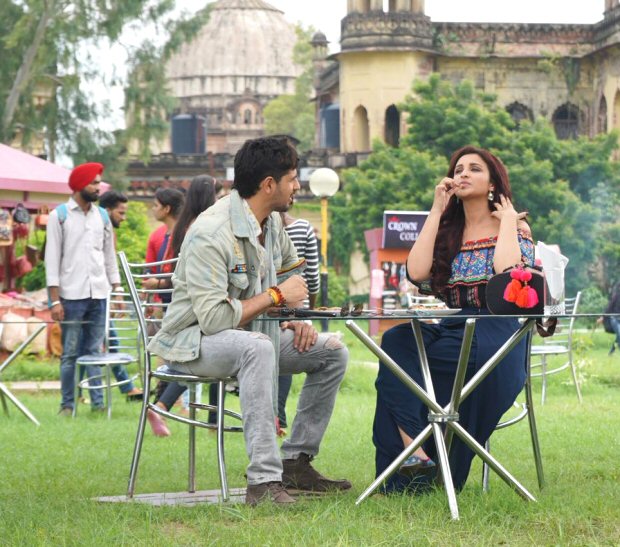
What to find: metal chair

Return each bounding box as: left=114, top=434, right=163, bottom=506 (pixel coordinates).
left=118, top=251, right=242, bottom=502
left=530, top=292, right=583, bottom=404
left=482, top=326, right=544, bottom=492
left=73, top=290, right=140, bottom=419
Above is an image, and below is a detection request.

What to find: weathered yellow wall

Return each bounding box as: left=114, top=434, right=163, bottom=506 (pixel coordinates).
left=339, top=50, right=433, bottom=152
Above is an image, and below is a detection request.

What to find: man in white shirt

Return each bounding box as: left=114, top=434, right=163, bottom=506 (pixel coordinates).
left=45, top=163, right=122, bottom=415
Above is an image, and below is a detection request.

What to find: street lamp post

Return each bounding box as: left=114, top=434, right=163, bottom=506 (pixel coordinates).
left=309, top=168, right=339, bottom=330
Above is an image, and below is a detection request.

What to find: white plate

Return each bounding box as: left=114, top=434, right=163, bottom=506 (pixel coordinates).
left=384, top=309, right=415, bottom=316
left=409, top=307, right=462, bottom=317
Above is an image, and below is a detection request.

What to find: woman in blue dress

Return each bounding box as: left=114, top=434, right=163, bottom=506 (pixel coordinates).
left=374, top=146, right=534, bottom=493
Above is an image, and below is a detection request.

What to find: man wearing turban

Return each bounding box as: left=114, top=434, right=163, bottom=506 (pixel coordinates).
left=45, top=163, right=122, bottom=416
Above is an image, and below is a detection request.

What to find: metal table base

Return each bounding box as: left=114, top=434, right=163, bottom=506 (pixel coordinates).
left=0, top=324, right=46, bottom=426
left=346, top=318, right=537, bottom=520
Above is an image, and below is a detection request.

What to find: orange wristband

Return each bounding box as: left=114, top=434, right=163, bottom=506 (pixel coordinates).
left=268, top=285, right=285, bottom=306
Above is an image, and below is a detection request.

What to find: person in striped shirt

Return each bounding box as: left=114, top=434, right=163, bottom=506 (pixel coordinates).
left=277, top=212, right=321, bottom=433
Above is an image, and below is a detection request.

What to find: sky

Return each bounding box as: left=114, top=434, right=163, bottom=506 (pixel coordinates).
left=254, top=0, right=603, bottom=51
left=85, top=0, right=605, bottom=165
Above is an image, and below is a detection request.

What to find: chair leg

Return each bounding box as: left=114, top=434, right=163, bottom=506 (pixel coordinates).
left=127, top=375, right=152, bottom=498
left=216, top=381, right=230, bottom=502
left=106, top=366, right=113, bottom=420
left=568, top=353, right=583, bottom=403
left=188, top=384, right=196, bottom=493
left=73, top=364, right=80, bottom=417
left=482, top=439, right=491, bottom=492
left=524, top=370, right=545, bottom=490
left=1, top=390, right=9, bottom=415
left=540, top=356, right=547, bottom=406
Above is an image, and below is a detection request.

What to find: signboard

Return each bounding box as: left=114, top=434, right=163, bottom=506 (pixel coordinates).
left=382, top=210, right=429, bottom=249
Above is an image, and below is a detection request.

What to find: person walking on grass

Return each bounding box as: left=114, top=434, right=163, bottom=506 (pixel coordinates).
left=276, top=211, right=320, bottom=435
left=96, top=190, right=143, bottom=400
left=602, top=281, right=620, bottom=355
left=143, top=175, right=219, bottom=437
left=45, top=163, right=121, bottom=415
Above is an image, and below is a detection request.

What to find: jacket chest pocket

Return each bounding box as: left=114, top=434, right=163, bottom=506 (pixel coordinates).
left=229, top=273, right=250, bottom=299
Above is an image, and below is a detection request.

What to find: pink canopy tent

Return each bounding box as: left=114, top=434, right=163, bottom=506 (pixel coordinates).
left=0, top=144, right=110, bottom=210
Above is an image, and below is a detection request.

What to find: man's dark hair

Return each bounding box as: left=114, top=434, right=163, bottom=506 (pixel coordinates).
left=155, top=187, right=185, bottom=218
left=233, top=136, right=299, bottom=199
left=99, top=190, right=128, bottom=210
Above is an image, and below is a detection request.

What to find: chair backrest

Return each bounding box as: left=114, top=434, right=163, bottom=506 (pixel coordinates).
left=106, top=287, right=141, bottom=358
left=543, top=291, right=582, bottom=347
left=117, top=251, right=177, bottom=374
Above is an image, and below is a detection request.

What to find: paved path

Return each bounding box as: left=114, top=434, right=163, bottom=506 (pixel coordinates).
left=5, top=380, right=60, bottom=392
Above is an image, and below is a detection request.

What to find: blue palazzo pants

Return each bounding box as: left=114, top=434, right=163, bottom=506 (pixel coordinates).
left=373, top=310, right=527, bottom=493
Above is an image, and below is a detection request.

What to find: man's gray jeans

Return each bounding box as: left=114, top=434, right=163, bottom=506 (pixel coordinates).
left=169, top=328, right=348, bottom=485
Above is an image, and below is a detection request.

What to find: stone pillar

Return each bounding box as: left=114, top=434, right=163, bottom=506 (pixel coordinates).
left=348, top=0, right=369, bottom=13
left=370, top=0, right=383, bottom=11
left=412, top=0, right=425, bottom=14
left=395, top=0, right=411, bottom=11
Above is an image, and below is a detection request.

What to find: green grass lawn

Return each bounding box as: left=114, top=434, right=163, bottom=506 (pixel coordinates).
left=1, top=326, right=619, bottom=545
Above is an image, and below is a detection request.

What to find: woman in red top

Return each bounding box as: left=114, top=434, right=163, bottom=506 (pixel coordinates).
left=146, top=176, right=218, bottom=437
left=142, top=188, right=184, bottom=296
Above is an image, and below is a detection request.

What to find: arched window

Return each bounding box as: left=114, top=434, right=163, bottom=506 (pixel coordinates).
left=552, top=103, right=580, bottom=140
left=598, top=96, right=608, bottom=134
left=384, top=104, right=400, bottom=147
left=353, top=105, right=370, bottom=151
left=506, top=102, right=533, bottom=127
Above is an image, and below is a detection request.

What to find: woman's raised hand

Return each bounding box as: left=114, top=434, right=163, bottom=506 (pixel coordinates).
left=431, top=177, right=459, bottom=214
left=491, top=194, right=528, bottom=222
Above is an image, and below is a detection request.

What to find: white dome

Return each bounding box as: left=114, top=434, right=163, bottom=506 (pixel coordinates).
left=166, top=0, right=300, bottom=80
left=163, top=0, right=302, bottom=155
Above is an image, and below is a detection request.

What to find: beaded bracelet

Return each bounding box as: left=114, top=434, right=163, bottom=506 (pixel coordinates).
left=267, top=285, right=285, bottom=306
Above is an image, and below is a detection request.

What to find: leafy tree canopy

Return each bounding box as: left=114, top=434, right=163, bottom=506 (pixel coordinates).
left=0, top=0, right=211, bottom=185
left=331, top=74, right=620, bottom=294
left=124, top=3, right=214, bottom=164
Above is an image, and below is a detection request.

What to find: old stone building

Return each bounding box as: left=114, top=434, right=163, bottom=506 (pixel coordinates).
left=313, top=0, right=620, bottom=163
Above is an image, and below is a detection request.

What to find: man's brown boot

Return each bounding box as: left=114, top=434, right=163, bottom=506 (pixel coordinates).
left=245, top=481, right=296, bottom=506
left=282, top=453, right=352, bottom=493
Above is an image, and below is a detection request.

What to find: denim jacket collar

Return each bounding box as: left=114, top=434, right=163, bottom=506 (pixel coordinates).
left=230, top=189, right=274, bottom=245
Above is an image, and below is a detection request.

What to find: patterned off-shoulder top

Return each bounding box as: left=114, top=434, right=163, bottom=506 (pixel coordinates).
left=412, top=229, right=535, bottom=309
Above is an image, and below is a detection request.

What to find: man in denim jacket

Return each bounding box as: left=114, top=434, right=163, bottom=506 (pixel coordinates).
left=149, top=137, right=350, bottom=506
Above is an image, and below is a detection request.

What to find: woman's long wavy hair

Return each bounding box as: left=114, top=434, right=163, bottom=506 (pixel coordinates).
left=170, top=175, right=216, bottom=258
left=430, top=146, right=513, bottom=295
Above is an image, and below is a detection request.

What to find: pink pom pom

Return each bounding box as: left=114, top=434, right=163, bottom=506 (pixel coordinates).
left=515, top=285, right=539, bottom=308
left=525, top=286, right=539, bottom=307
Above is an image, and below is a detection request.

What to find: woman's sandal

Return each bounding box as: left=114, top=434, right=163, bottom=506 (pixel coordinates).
left=399, top=454, right=436, bottom=478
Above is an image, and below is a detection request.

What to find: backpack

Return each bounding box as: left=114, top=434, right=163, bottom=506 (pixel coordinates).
left=54, top=203, right=110, bottom=227
left=41, top=203, right=111, bottom=260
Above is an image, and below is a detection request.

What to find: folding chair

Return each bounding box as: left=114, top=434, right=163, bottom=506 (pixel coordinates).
left=73, top=289, right=140, bottom=419
left=482, top=326, right=544, bottom=492
left=530, top=292, right=583, bottom=404
left=118, top=251, right=242, bottom=502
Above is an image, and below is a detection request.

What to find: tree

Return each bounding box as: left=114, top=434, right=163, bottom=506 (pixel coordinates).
left=331, top=74, right=620, bottom=295
left=0, top=0, right=196, bottom=169
left=115, top=201, right=150, bottom=264
left=123, top=4, right=213, bottom=164
left=263, top=25, right=316, bottom=151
